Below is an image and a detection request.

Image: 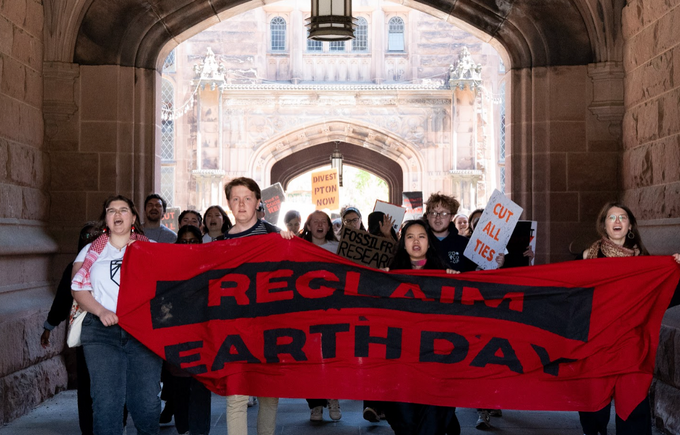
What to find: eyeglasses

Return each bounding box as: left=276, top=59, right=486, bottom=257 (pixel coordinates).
left=607, top=214, right=628, bottom=222
left=427, top=211, right=451, bottom=218
left=106, top=207, right=130, bottom=215
left=344, top=218, right=361, bottom=225
left=177, top=239, right=201, bottom=244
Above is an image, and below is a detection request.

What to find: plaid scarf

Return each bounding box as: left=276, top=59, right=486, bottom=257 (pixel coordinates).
left=72, top=233, right=149, bottom=290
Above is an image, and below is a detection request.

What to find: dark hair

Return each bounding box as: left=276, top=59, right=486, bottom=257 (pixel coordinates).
left=425, top=193, right=460, bottom=216
left=595, top=202, right=649, bottom=255
left=144, top=193, right=167, bottom=213
left=389, top=220, right=445, bottom=270
left=176, top=225, right=203, bottom=244
left=224, top=177, right=261, bottom=201
left=468, top=208, right=484, bottom=234
left=341, top=206, right=366, bottom=231
left=78, top=221, right=100, bottom=251
left=98, top=195, right=144, bottom=236
left=178, top=210, right=203, bottom=228
left=284, top=210, right=301, bottom=224
left=203, top=205, right=232, bottom=234
left=301, top=211, right=337, bottom=243
left=368, top=211, right=398, bottom=240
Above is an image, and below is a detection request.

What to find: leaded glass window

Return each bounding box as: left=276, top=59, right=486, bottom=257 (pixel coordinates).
left=160, top=79, right=174, bottom=161
left=353, top=18, right=368, bottom=51
left=271, top=17, right=286, bottom=51
left=388, top=17, right=404, bottom=51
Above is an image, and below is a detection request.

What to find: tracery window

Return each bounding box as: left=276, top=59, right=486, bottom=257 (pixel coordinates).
left=271, top=17, right=286, bottom=51
left=387, top=17, right=404, bottom=51
left=352, top=17, right=368, bottom=52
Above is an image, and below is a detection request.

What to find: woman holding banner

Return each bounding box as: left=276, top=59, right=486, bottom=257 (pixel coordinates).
left=383, top=219, right=461, bottom=435
left=71, top=195, right=161, bottom=435
left=579, top=202, right=680, bottom=435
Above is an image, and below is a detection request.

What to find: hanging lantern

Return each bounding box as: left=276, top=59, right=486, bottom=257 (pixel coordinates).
left=306, top=0, right=356, bottom=41
left=330, top=142, right=344, bottom=187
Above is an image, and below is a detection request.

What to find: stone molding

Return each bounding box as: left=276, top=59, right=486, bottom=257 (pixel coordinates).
left=587, top=62, right=624, bottom=126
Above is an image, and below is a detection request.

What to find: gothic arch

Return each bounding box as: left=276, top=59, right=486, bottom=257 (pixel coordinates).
left=249, top=119, right=425, bottom=202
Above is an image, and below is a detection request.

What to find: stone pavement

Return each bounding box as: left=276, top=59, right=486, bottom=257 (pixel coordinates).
left=0, top=390, right=661, bottom=435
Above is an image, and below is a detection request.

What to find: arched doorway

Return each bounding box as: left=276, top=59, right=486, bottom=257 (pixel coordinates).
left=271, top=141, right=403, bottom=205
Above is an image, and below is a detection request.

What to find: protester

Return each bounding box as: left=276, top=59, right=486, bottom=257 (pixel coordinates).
left=202, top=205, right=232, bottom=243
left=467, top=208, right=484, bottom=236
left=425, top=193, right=477, bottom=272
left=578, top=202, right=680, bottom=435
left=368, top=211, right=397, bottom=241
left=453, top=214, right=468, bottom=236
left=178, top=210, right=202, bottom=229
left=383, top=219, right=460, bottom=435
left=341, top=206, right=366, bottom=231
left=41, top=222, right=100, bottom=435
left=219, top=177, right=295, bottom=435
left=163, top=225, right=212, bottom=435
left=301, top=210, right=339, bottom=254
left=332, top=217, right=342, bottom=238
left=71, top=195, right=161, bottom=435
left=284, top=210, right=302, bottom=235
left=143, top=193, right=177, bottom=243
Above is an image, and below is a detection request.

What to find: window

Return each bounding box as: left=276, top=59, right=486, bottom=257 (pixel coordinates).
left=500, top=167, right=506, bottom=193
left=160, top=79, right=175, bottom=161
left=388, top=17, right=404, bottom=51
left=352, top=17, right=368, bottom=51
left=160, top=167, right=175, bottom=206
left=271, top=17, right=286, bottom=51
left=499, top=83, right=506, bottom=162
left=329, top=41, right=345, bottom=52
left=163, top=50, right=176, bottom=73
left=307, top=35, right=323, bottom=51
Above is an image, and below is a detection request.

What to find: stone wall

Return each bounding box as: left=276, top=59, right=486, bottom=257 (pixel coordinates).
left=651, top=305, right=680, bottom=434
left=622, top=1, right=680, bottom=254
left=0, top=0, right=65, bottom=425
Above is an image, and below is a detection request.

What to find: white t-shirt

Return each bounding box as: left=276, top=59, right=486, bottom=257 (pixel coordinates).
left=72, top=242, right=127, bottom=313
left=318, top=240, right=339, bottom=254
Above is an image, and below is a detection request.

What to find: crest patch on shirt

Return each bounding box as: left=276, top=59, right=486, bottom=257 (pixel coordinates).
left=110, top=260, right=122, bottom=286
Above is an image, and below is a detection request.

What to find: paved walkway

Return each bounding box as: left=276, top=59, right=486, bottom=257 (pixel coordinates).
left=0, top=390, right=660, bottom=435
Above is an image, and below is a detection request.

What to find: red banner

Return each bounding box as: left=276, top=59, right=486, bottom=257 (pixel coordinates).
left=117, top=234, right=679, bottom=419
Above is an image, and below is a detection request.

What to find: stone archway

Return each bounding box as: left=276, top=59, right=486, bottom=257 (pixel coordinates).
left=248, top=119, right=425, bottom=203
left=270, top=141, right=403, bottom=205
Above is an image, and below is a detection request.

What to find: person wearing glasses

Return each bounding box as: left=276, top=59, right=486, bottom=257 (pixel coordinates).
left=424, top=193, right=477, bottom=273
left=578, top=202, right=680, bottom=435
left=341, top=206, right=366, bottom=231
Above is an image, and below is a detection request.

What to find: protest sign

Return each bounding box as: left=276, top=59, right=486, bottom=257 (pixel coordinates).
left=504, top=221, right=537, bottom=268
left=373, top=200, right=406, bottom=232
left=402, top=191, right=424, bottom=221
left=311, top=168, right=339, bottom=210
left=119, top=235, right=679, bottom=420
left=336, top=226, right=395, bottom=269
left=161, top=207, right=181, bottom=232
left=261, top=183, right=285, bottom=224
left=464, top=189, right=523, bottom=269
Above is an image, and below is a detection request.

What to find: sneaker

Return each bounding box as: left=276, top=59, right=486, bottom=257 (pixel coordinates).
left=363, top=407, right=380, bottom=423
left=310, top=406, right=323, bottom=422
left=328, top=400, right=342, bottom=421
left=489, top=409, right=502, bottom=417
left=476, top=410, right=491, bottom=430
left=247, top=396, right=258, bottom=407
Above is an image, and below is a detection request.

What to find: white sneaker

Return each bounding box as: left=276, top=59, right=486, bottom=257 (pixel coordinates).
left=328, top=399, right=342, bottom=421
left=310, top=406, right=323, bottom=421
left=247, top=396, right=257, bottom=407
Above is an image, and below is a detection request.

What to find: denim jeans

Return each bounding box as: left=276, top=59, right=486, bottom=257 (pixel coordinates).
left=81, top=313, right=162, bottom=435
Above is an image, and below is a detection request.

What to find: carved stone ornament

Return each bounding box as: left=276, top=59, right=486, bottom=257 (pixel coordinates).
left=448, top=47, right=482, bottom=92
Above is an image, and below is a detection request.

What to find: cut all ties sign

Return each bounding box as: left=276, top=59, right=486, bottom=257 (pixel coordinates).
left=311, top=168, right=339, bottom=210
left=464, top=189, right=523, bottom=270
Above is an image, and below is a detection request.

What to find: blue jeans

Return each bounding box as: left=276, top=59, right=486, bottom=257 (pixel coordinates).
left=81, top=313, right=162, bottom=435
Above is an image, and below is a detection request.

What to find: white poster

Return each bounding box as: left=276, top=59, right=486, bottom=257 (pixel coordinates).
left=373, top=200, right=407, bottom=233
left=464, top=189, right=523, bottom=270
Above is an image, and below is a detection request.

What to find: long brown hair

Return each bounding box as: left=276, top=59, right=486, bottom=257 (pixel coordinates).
left=595, top=201, right=648, bottom=255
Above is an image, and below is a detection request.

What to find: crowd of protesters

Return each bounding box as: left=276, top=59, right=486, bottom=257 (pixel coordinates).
left=40, top=176, right=680, bottom=435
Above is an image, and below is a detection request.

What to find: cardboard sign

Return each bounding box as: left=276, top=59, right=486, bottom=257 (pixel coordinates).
left=261, top=183, right=285, bottom=224
left=402, top=191, right=424, bottom=221
left=464, top=189, right=523, bottom=270
left=336, top=226, right=395, bottom=269
left=311, top=168, right=339, bottom=210
left=162, top=207, right=181, bottom=233
left=373, top=200, right=407, bottom=233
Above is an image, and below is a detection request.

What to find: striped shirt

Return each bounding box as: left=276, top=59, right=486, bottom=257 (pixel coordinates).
left=217, top=219, right=280, bottom=240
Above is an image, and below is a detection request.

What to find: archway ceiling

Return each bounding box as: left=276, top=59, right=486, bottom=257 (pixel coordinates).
left=74, top=0, right=597, bottom=70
